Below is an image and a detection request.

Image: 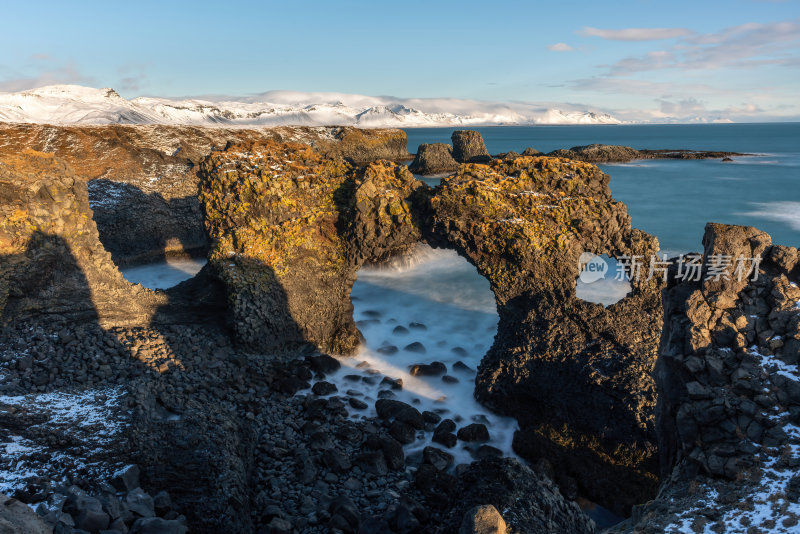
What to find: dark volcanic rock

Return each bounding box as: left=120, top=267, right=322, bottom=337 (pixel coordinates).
left=546, top=144, right=750, bottom=164
left=547, top=144, right=641, bottom=163
left=421, top=155, right=664, bottom=513
left=618, top=223, right=800, bottom=531
left=457, top=423, right=490, bottom=443
left=451, top=130, right=491, bottom=163
left=408, top=143, right=459, bottom=175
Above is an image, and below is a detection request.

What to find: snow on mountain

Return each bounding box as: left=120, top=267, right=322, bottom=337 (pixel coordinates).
left=0, top=85, right=623, bottom=127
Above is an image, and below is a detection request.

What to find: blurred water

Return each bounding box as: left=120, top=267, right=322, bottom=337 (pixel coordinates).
left=311, top=244, right=519, bottom=465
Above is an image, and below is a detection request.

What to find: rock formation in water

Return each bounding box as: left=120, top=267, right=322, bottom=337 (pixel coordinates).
left=420, top=155, right=664, bottom=514
left=451, top=130, right=491, bottom=163
left=10, top=127, right=775, bottom=531
left=0, top=124, right=411, bottom=265
left=547, top=144, right=749, bottom=164
left=408, top=143, right=460, bottom=175
left=198, top=141, right=423, bottom=355
left=611, top=223, right=800, bottom=532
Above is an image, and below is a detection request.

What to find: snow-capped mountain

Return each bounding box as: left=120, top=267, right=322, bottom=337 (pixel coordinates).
left=0, top=85, right=623, bottom=127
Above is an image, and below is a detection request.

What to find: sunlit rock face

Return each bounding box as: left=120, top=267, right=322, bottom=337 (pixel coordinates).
left=0, top=123, right=411, bottom=265
left=420, top=156, right=664, bottom=514
left=197, top=141, right=422, bottom=355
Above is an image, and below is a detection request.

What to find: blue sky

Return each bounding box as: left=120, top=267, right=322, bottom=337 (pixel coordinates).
left=2, top=0, right=799, bottom=121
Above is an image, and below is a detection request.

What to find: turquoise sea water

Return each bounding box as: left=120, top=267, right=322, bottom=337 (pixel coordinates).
left=405, top=124, right=800, bottom=255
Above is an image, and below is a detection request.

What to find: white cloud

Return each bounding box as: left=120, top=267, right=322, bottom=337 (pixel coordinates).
left=579, top=26, right=692, bottom=41
left=0, top=61, right=95, bottom=92
left=607, top=19, right=800, bottom=74
left=547, top=42, right=575, bottom=52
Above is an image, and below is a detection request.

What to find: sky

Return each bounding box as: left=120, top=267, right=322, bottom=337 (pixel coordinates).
left=1, top=0, right=799, bottom=122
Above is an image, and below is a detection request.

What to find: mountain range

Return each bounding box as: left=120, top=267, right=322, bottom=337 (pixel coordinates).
left=0, top=85, right=623, bottom=127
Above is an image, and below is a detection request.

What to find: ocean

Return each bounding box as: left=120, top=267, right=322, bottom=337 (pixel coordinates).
left=405, top=123, right=800, bottom=255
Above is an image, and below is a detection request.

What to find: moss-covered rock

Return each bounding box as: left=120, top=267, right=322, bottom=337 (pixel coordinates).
left=198, top=141, right=421, bottom=355
left=408, top=143, right=459, bottom=176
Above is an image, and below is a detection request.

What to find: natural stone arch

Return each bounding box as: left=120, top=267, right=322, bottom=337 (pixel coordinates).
left=418, top=156, right=664, bottom=514
left=196, top=141, right=665, bottom=513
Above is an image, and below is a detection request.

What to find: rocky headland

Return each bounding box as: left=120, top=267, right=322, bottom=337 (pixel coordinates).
left=0, top=128, right=796, bottom=534
left=410, top=139, right=750, bottom=176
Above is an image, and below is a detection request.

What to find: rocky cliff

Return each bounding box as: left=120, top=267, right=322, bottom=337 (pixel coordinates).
left=612, top=223, right=800, bottom=531
left=0, top=124, right=411, bottom=265
left=197, top=141, right=422, bottom=355
left=420, top=156, right=664, bottom=514
left=0, top=149, right=224, bottom=328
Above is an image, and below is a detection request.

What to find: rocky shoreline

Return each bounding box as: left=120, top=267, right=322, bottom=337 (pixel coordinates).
left=408, top=134, right=751, bottom=176
left=1, top=127, right=797, bottom=533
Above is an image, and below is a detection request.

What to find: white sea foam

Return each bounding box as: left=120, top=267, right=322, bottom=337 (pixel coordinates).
left=306, top=244, right=516, bottom=465
left=739, top=201, right=800, bottom=231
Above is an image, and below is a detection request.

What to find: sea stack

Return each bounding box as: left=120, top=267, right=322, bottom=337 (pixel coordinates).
left=408, top=142, right=459, bottom=175
left=451, top=130, right=491, bottom=163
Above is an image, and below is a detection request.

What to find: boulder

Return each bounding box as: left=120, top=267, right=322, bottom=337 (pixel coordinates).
left=458, top=505, right=507, bottom=534
left=0, top=493, right=52, bottom=534
left=443, top=458, right=595, bottom=533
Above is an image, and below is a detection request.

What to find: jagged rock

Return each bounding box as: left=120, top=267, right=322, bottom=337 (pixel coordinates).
left=408, top=143, right=459, bottom=175
left=0, top=150, right=226, bottom=328
left=421, top=155, right=663, bottom=513
left=0, top=150, right=160, bottom=327
left=198, top=141, right=421, bottom=355
left=451, top=131, right=491, bottom=163
left=458, top=504, right=507, bottom=534
left=620, top=223, right=800, bottom=532
left=0, top=124, right=411, bottom=264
